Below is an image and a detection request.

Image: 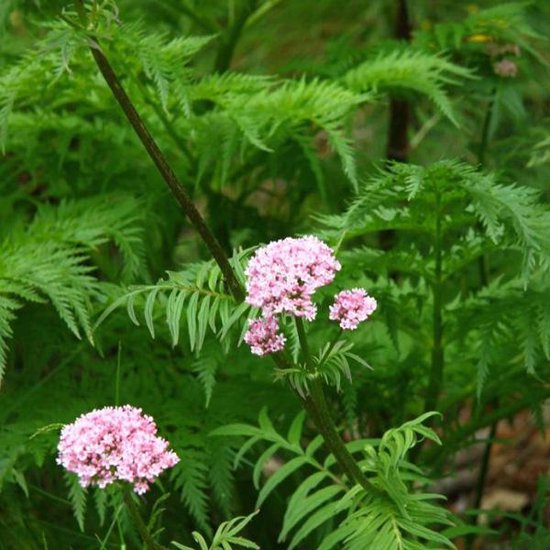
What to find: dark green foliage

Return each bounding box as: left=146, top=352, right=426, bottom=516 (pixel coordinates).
left=0, top=0, right=548, bottom=548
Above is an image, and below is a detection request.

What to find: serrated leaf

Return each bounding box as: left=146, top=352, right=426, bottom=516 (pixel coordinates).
left=144, top=287, right=160, bottom=338
left=256, top=455, right=308, bottom=507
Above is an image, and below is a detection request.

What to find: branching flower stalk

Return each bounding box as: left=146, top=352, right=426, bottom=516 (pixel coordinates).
left=70, top=0, right=379, bottom=503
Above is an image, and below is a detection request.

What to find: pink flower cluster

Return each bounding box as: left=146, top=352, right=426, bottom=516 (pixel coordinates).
left=329, top=288, right=377, bottom=330
left=244, top=316, right=286, bottom=356
left=245, top=236, right=341, bottom=321
left=57, top=405, right=179, bottom=494
left=243, top=236, right=377, bottom=355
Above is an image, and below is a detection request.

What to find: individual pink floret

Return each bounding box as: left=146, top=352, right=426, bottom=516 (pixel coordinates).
left=57, top=405, right=179, bottom=494
left=245, top=236, right=341, bottom=321
left=329, top=288, right=377, bottom=330
left=244, top=316, right=286, bottom=356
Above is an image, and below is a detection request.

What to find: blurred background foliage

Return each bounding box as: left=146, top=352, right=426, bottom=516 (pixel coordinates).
left=0, top=0, right=548, bottom=548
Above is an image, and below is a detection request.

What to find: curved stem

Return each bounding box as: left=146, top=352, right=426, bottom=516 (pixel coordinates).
left=123, top=489, right=166, bottom=550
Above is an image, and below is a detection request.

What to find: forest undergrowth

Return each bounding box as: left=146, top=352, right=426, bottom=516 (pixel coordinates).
left=0, top=1, right=549, bottom=548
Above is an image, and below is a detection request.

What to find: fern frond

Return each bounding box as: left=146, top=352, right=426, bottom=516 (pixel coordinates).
left=0, top=195, right=144, bottom=383
left=96, top=250, right=250, bottom=353
left=64, top=472, right=87, bottom=532
left=321, top=160, right=550, bottom=280
left=213, top=409, right=455, bottom=549
left=343, top=49, right=473, bottom=125
left=120, top=23, right=214, bottom=114
left=201, top=77, right=365, bottom=188
left=173, top=450, right=211, bottom=534
left=172, top=509, right=260, bottom=550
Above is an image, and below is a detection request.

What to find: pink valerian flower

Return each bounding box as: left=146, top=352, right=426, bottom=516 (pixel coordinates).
left=245, top=236, right=341, bottom=321
left=329, top=288, right=377, bottom=330
left=244, top=316, right=286, bottom=356
left=57, top=405, right=179, bottom=494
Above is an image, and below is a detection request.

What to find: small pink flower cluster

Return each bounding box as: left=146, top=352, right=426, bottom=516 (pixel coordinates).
left=244, top=236, right=377, bottom=355
left=245, top=236, right=341, bottom=321
left=244, top=316, right=286, bottom=356
left=57, top=405, right=179, bottom=494
left=329, top=288, right=377, bottom=330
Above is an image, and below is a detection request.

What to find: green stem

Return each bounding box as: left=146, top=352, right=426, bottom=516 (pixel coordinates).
left=476, top=87, right=497, bottom=288
left=123, top=489, right=165, bottom=550
left=477, top=87, right=497, bottom=167
left=72, top=0, right=244, bottom=302
left=294, top=317, right=314, bottom=372
left=294, top=318, right=381, bottom=496
left=214, top=0, right=257, bottom=73
left=425, top=188, right=444, bottom=414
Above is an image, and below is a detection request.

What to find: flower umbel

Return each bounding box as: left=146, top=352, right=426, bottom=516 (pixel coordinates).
left=329, top=288, right=377, bottom=330
left=245, top=236, right=341, bottom=321
left=244, top=316, right=286, bottom=356
left=57, top=405, right=179, bottom=494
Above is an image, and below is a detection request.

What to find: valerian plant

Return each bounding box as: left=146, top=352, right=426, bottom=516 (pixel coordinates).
left=0, top=0, right=548, bottom=548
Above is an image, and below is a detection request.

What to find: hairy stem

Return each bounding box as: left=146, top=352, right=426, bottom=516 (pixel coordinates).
left=72, top=0, right=244, bottom=302
left=295, top=319, right=380, bottom=495
left=472, top=419, right=497, bottom=510
left=425, top=188, right=444, bottom=413
left=123, top=489, right=165, bottom=550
